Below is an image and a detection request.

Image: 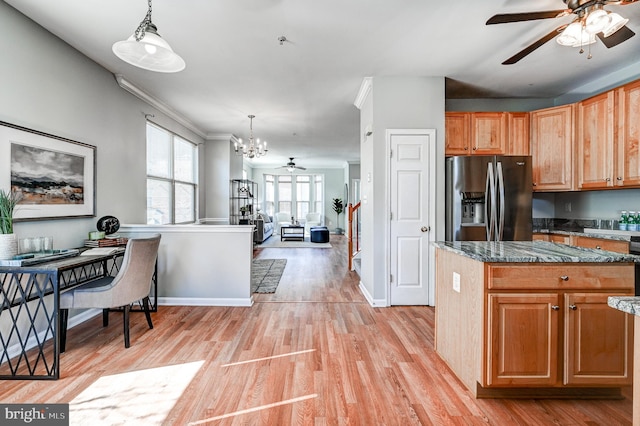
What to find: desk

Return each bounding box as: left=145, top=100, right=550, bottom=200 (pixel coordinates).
left=0, top=248, right=157, bottom=380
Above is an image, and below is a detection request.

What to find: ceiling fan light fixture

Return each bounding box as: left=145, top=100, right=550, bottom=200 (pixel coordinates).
left=112, top=0, right=185, bottom=73
left=603, top=12, right=629, bottom=37
left=557, top=22, right=596, bottom=47
left=585, top=8, right=612, bottom=34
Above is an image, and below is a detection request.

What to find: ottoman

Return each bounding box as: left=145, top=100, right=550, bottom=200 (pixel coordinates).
left=310, top=226, right=330, bottom=243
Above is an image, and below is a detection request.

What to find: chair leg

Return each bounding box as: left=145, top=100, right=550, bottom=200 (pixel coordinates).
left=60, top=309, right=69, bottom=353
left=142, top=297, right=154, bottom=329
left=123, top=305, right=130, bottom=348
left=103, top=309, right=109, bottom=327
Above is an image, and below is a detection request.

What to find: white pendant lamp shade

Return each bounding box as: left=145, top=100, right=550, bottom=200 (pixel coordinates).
left=113, top=24, right=185, bottom=73
left=603, top=13, right=629, bottom=37
left=557, top=22, right=596, bottom=47
left=585, top=9, right=612, bottom=34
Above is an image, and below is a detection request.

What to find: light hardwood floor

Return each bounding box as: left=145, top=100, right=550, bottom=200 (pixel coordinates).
left=0, top=235, right=633, bottom=425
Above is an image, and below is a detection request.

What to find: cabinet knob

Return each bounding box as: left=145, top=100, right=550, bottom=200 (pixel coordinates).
left=472, top=147, right=477, bottom=151
left=551, top=305, right=560, bottom=311
left=617, top=177, right=623, bottom=181
left=533, top=183, right=537, bottom=187
left=569, top=305, right=577, bottom=310
left=595, top=245, right=601, bottom=249
left=605, top=177, right=611, bottom=182
left=560, top=275, right=569, bottom=281
left=464, top=147, right=468, bottom=150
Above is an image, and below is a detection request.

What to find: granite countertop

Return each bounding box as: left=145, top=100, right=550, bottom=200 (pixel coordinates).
left=608, top=296, right=640, bottom=316
left=433, top=241, right=640, bottom=263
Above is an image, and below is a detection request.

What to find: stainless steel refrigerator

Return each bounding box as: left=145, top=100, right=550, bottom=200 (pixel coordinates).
left=445, top=156, right=532, bottom=241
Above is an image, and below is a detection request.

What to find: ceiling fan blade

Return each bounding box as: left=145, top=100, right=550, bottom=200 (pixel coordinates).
left=486, top=10, right=568, bottom=25
left=502, top=24, right=567, bottom=65
left=597, top=26, right=635, bottom=48
left=297, top=166, right=307, bottom=170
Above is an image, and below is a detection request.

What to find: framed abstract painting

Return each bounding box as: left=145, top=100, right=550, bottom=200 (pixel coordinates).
left=0, top=121, right=96, bottom=221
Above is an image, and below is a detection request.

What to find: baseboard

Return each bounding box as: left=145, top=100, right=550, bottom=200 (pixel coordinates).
left=358, top=281, right=388, bottom=307
left=158, top=297, right=254, bottom=307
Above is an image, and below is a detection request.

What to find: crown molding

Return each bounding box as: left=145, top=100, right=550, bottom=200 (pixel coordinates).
left=114, top=74, right=206, bottom=139
left=206, top=133, right=238, bottom=143
left=353, top=77, right=373, bottom=110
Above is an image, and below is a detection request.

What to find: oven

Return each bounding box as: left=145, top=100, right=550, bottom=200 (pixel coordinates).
left=630, top=238, right=640, bottom=295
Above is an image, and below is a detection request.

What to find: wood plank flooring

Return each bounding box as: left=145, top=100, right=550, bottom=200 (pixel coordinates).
left=0, top=235, right=633, bottom=425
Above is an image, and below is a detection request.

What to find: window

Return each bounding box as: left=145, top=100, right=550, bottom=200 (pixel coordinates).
left=146, top=123, right=198, bottom=224
left=264, top=173, right=324, bottom=221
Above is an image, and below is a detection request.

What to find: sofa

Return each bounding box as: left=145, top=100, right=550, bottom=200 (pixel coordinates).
left=254, top=213, right=274, bottom=243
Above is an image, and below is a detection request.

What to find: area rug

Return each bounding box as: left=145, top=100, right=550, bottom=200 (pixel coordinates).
left=256, top=237, right=332, bottom=249
left=252, top=259, right=287, bottom=293
left=69, top=360, right=204, bottom=425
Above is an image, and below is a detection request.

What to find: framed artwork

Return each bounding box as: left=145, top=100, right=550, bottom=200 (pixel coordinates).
left=0, top=121, right=96, bottom=221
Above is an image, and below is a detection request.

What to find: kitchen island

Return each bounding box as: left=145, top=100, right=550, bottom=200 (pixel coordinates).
left=434, top=241, right=638, bottom=398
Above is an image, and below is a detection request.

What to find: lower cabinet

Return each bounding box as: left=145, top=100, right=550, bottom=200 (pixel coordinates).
left=484, top=263, right=633, bottom=391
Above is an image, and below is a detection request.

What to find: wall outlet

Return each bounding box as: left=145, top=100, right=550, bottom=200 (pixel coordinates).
left=453, top=272, right=460, bottom=293
left=564, top=202, right=571, bottom=212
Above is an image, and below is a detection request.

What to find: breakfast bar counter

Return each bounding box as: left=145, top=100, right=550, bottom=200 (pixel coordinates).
left=434, top=241, right=637, bottom=399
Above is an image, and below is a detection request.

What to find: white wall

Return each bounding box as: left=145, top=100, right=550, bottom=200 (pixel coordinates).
left=360, top=77, right=445, bottom=305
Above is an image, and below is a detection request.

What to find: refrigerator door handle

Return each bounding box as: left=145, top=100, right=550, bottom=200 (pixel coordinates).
left=496, top=162, right=505, bottom=241
left=485, top=162, right=496, bottom=241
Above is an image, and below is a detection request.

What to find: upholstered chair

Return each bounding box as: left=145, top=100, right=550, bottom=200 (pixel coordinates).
left=275, top=211, right=292, bottom=232
left=304, top=212, right=322, bottom=235
left=59, top=234, right=161, bottom=352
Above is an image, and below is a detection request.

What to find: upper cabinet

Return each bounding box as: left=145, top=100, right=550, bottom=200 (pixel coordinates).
left=616, top=80, right=640, bottom=187
left=445, top=112, right=471, bottom=155
left=577, top=91, right=615, bottom=190
left=531, top=105, right=574, bottom=191
left=445, top=112, right=529, bottom=156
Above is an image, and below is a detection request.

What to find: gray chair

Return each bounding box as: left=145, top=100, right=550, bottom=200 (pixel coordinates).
left=59, top=234, right=161, bottom=352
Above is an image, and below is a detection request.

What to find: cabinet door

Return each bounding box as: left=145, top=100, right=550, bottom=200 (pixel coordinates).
left=577, top=91, right=615, bottom=189
left=564, top=293, right=633, bottom=385
left=531, top=105, right=574, bottom=191
left=445, top=112, right=471, bottom=155
left=507, top=112, right=530, bottom=156
left=616, top=81, right=640, bottom=187
left=487, top=293, right=559, bottom=386
left=472, top=112, right=507, bottom=155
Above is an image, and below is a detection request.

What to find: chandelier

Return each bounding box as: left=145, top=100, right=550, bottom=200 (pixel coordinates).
left=234, top=115, right=268, bottom=159
left=112, top=0, right=185, bottom=73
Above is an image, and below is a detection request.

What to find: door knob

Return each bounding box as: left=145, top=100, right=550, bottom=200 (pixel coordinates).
left=421, top=226, right=430, bottom=232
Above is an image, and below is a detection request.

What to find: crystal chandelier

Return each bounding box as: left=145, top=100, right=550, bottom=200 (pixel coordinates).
left=234, top=115, right=268, bottom=159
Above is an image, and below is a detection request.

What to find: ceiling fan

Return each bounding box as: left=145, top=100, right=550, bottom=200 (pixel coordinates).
left=278, top=157, right=307, bottom=172
left=486, top=0, right=638, bottom=64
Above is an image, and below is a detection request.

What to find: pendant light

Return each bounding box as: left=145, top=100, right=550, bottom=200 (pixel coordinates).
left=112, top=0, right=185, bottom=73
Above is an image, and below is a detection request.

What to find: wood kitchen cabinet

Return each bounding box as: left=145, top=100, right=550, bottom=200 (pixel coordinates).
left=571, top=235, right=629, bottom=253
left=445, top=112, right=471, bottom=155
left=435, top=247, right=634, bottom=398
left=616, top=80, right=640, bottom=187
left=531, top=105, right=574, bottom=191
left=577, top=91, right=615, bottom=189
left=445, top=112, right=527, bottom=156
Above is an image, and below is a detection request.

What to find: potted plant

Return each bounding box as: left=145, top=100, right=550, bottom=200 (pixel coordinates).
left=239, top=205, right=249, bottom=217
left=332, top=198, right=344, bottom=234
left=0, top=189, right=20, bottom=260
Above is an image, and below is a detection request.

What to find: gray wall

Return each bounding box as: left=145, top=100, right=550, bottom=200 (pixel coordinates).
left=1, top=2, right=205, bottom=248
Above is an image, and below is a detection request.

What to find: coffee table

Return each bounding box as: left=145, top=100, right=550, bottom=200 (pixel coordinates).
left=281, top=225, right=304, bottom=241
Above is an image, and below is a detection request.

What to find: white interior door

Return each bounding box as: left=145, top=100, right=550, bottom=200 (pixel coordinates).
left=389, top=129, right=434, bottom=305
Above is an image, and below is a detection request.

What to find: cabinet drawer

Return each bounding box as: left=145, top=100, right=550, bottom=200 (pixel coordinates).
left=571, top=236, right=629, bottom=254
left=487, top=264, right=634, bottom=290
